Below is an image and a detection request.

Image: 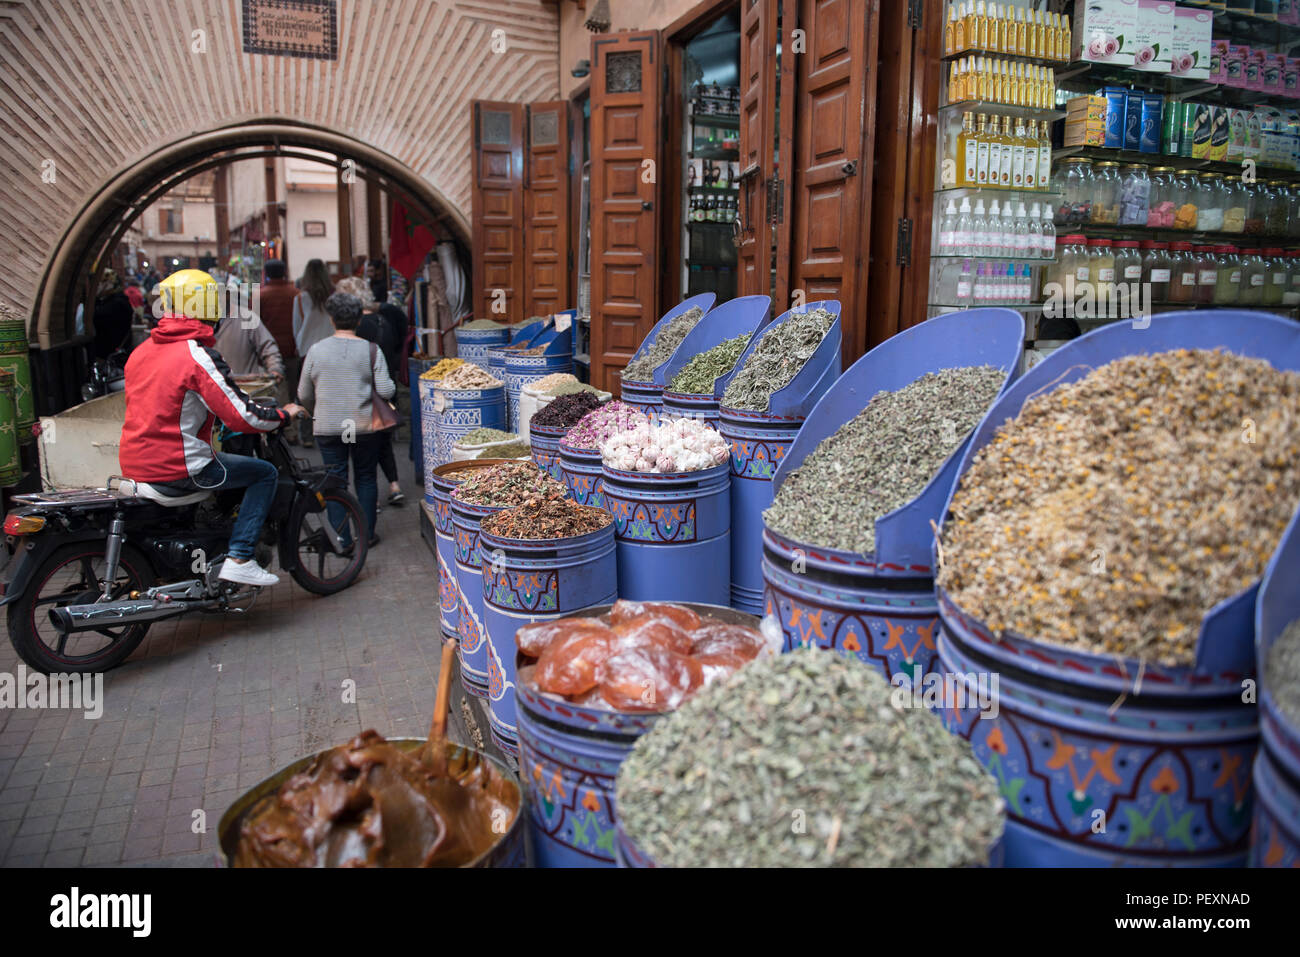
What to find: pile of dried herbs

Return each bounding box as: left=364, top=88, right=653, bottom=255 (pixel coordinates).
left=450, top=461, right=566, bottom=507
left=460, top=428, right=517, bottom=445
left=460, top=319, right=509, bottom=330
left=419, top=357, right=465, bottom=380
left=1265, top=618, right=1300, bottom=727
left=616, top=647, right=1004, bottom=868
left=622, top=306, right=706, bottom=381
left=476, top=441, right=529, bottom=459
left=668, top=334, right=751, bottom=395
left=532, top=392, right=606, bottom=429
left=939, top=349, right=1300, bottom=666
left=721, top=308, right=836, bottom=411
left=765, top=367, right=1004, bottom=554
left=545, top=381, right=603, bottom=397
left=481, top=498, right=611, bottom=539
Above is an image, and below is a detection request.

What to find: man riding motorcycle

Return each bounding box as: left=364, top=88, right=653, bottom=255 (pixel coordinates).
left=119, top=270, right=304, bottom=587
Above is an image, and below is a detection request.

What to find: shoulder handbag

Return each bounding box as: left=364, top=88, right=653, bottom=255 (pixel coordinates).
left=368, top=342, right=399, bottom=432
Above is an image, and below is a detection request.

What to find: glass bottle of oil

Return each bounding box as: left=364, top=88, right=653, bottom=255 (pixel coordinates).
left=1015, top=7, right=1027, bottom=56
left=965, top=0, right=978, bottom=48
left=1037, top=121, right=1052, bottom=193
left=1059, top=14, right=1071, bottom=61
left=972, top=1, right=985, bottom=50
left=945, top=2, right=955, bottom=55
left=1022, top=119, right=1039, bottom=191
left=959, top=112, right=978, bottom=186
left=1034, top=10, right=1047, bottom=59
left=976, top=114, right=992, bottom=185
left=1011, top=118, right=1027, bottom=189
left=998, top=116, right=1015, bottom=187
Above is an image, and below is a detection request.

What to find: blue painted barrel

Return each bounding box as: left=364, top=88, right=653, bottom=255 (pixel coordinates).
left=720, top=300, right=843, bottom=616
left=932, top=311, right=1300, bottom=866
left=719, top=408, right=804, bottom=615
left=601, top=462, right=730, bottom=606
left=430, top=460, right=495, bottom=645
left=1252, top=506, right=1300, bottom=866
left=455, top=323, right=511, bottom=373
left=529, top=421, right=567, bottom=482
left=517, top=602, right=756, bottom=867
left=488, top=346, right=510, bottom=396
left=617, top=294, right=717, bottom=415
left=408, top=358, right=435, bottom=484
left=434, top=383, right=507, bottom=465
left=452, top=495, right=506, bottom=698
left=419, top=376, right=441, bottom=497
left=479, top=520, right=617, bottom=759
left=658, top=295, right=772, bottom=427
left=558, top=440, right=605, bottom=508
left=504, top=354, right=572, bottom=435
left=762, top=308, right=1024, bottom=683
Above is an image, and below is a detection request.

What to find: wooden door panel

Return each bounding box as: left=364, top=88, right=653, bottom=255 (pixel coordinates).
left=737, top=0, right=775, bottom=298
left=774, top=0, right=797, bottom=308
left=589, top=31, right=662, bottom=391
left=789, top=0, right=879, bottom=361
left=524, top=101, right=572, bottom=318
left=471, top=101, right=524, bottom=321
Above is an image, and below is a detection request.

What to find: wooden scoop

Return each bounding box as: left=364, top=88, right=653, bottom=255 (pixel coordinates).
left=422, top=639, right=459, bottom=771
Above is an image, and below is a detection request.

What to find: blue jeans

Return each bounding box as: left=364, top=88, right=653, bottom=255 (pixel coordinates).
left=317, top=433, right=382, bottom=539
left=193, top=452, right=279, bottom=560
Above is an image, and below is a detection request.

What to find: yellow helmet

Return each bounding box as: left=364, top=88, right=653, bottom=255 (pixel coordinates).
left=157, top=269, right=221, bottom=322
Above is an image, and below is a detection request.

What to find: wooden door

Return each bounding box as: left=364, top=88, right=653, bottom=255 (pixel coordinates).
left=524, top=101, right=573, bottom=318
left=736, top=0, right=775, bottom=298
left=787, top=0, right=880, bottom=361
left=471, top=100, right=525, bottom=321
left=773, top=0, right=798, bottom=309
left=588, top=30, right=662, bottom=391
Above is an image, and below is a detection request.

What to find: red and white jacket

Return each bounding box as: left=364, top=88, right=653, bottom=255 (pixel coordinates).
left=119, top=315, right=288, bottom=483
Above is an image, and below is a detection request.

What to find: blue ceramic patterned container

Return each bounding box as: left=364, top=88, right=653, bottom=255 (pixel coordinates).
left=932, top=310, right=1300, bottom=866
left=558, top=440, right=605, bottom=508
left=455, top=323, right=511, bottom=373
left=408, top=358, right=435, bottom=485
left=658, top=295, right=772, bottom=426
left=617, top=293, right=716, bottom=415
left=452, top=495, right=507, bottom=699
left=478, top=521, right=617, bottom=759
left=419, top=376, right=441, bottom=499
left=516, top=602, right=758, bottom=868
left=721, top=300, right=843, bottom=616
left=601, top=461, right=730, bottom=606
left=762, top=307, right=1024, bottom=683
left=1251, top=506, right=1300, bottom=866
left=434, top=384, right=507, bottom=465
left=529, top=421, right=567, bottom=482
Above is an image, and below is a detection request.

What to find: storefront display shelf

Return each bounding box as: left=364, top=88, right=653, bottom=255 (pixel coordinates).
left=1055, top=61, right=1253, bottom=106
left=940, top=100, right=1065, bottom=121
left=929, top=301, right=1044, bottom=311
left=1053, top=146, right=1300, bottom=183
left=1059, top=222, right=1300, bottom=246
left=942, top=47, right=1063, bottom=67
left=692, top=113, right=739, bottom=129
left=935, top=185, right=1062, bottom=199
left=931, top=255, right=1058, bottom=264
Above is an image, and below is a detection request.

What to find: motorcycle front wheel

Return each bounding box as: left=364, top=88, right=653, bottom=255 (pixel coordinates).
left=288, top=487, right=368, bottom=595
left=7, top=542, right=154, bottom=674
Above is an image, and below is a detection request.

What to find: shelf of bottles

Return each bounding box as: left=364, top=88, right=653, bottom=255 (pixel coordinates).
left=931, top=1, right=1066, bottom=343
left=686, top=83, right=740, bottom=298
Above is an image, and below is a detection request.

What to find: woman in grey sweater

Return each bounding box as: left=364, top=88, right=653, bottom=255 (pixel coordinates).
left=298, top=291, right=396, bottom=545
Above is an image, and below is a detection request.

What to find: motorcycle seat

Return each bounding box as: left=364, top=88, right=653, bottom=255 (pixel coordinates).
left=121, top=480, right=212, bottom=507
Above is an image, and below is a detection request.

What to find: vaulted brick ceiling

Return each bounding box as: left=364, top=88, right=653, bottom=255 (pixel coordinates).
left=0, top=0, right=560, bottom=340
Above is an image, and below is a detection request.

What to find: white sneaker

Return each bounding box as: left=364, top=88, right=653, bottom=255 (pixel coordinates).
left=218, top=558, right=280, bottom=587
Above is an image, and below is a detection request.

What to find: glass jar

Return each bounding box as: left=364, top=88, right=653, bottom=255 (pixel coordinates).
left=1223, top=176, right=1248, bottom=234
left=1089, top=238, right=1116, bottom=302
left=1142, top=241, right=1172, bottom=302
left=1195, top=244, right=1219, bottom=304
left=1263, top=248, right=1288, bottom=307
left=1285, top=251, right=1300, bottom=306
left=1245, top=181, right=1266, bottom=235
left=1289, top=190, right=1300, bottom=239
left=1173, top=171, right=1200, bottom=230
left=1214, top=246, right=1241, bottom=305
left=1119, top=165, right=1151, bottom=226
left=1044, top=234, right=1084, bottom=298
left=1148, top=167, right=1178, bottom=228
left=1115, top=240, right=1143, bottom=287
left=1091, top=162, right=1122, bottom=224
left=1197, top=173, right=1227, bottom=232
left=1167, top=242, right=1198, bottom=303
left=1055, top=158, right=1093, bottom=226
left=1266, top=181, right=1291, bottom=237
left=1241, top=248, right=1267, bottom=305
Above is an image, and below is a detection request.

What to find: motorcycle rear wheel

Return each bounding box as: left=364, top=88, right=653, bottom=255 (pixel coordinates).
left=288, top=487, right=368, bottom=595
left=7, top=542, right=154, bottom=674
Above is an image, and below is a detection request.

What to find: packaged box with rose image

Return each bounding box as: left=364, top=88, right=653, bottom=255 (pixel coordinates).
left=1131, top=0, right=1175, bottom=72
left=1073, top=0, right=1139, bottom=65
left=1171, top=6, right=1213, bottom=80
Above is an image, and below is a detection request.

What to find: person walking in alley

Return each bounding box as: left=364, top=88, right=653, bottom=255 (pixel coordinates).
left=291, top=259, right=335, bottom=447
left=297, top=291, right=396, bottom=545
left=213, top=280, right=285, bottom=381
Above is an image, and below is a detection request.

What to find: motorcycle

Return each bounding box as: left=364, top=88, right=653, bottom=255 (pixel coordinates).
left=0, top=415, right=369, bottom=674
left=81, top=349, right=128, bottom=403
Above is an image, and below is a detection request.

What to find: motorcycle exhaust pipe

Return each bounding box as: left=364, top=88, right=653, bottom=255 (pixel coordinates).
left=49, top=597, right=215, bottom=634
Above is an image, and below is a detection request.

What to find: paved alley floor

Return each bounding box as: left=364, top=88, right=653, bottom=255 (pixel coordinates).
left=0, top=435, right=451, bottom=867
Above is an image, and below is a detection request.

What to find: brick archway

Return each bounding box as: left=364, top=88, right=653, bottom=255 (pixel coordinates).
left=0, top=0, right=561, bottom=346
